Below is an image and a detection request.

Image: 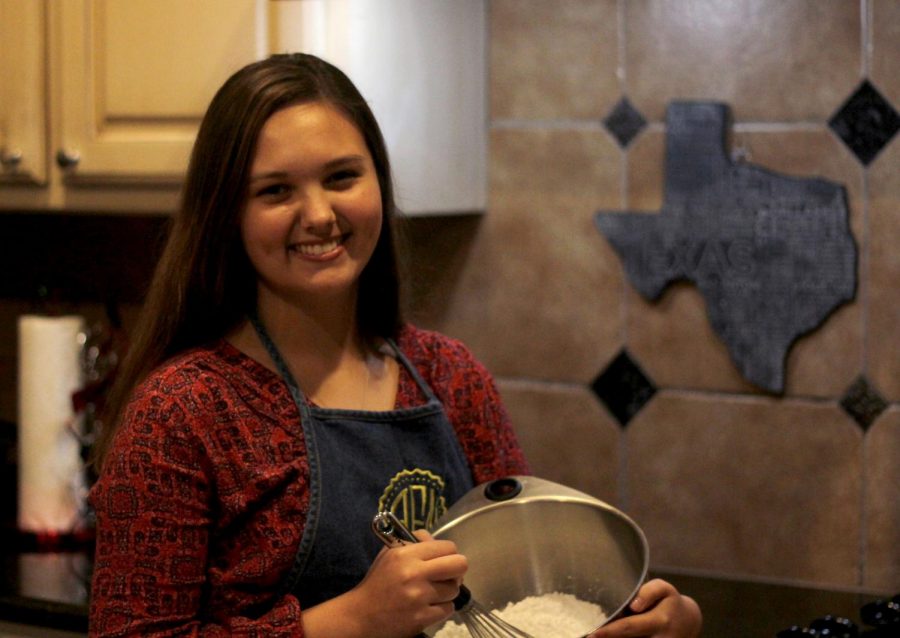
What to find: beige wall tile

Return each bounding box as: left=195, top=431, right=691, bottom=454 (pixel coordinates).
left=783, top=302, right=861, bottom=398
left=490, top=0, right=620, bottom=120
left=626, top=393, right=863, bottom=586
left=871, top=0, right=900, bottom=107
left=626, top=284, right=756, bottom=393
left=625, top=0, right=861, bottom=122
left=431, top=127, right=625, bottom=382
left=489, top=127, right=622, bottom=213
left=399, top=214, right=483, bottom=328
left=867, top=139, right=900, bottom=400
left=626, top=130, right=665, bottom=210
left=864, top=409, right=900, bottom=592
left=497, top=380, right=620, bottom=504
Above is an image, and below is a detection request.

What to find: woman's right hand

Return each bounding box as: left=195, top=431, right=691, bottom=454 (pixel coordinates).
left=301, top=530, right=467, bottom=638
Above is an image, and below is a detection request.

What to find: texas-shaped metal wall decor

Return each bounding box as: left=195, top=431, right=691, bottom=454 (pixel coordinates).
left=595, top=101, right=857, bottom=394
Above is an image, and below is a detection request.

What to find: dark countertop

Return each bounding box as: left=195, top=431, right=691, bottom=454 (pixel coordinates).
left=0, top=552, right=90, bottom=634
left=0, top=551, right=893, bottom=637
left=657, top=570, right=893, bottom=637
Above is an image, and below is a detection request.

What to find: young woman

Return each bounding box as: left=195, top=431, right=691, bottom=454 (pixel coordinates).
left=89, top=53, right=700, bottom=638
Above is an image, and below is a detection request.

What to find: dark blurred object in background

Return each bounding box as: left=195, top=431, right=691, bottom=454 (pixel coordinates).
left=0, top=212, right=169, bottom=304
left=0, top=421, right=15, bottom=530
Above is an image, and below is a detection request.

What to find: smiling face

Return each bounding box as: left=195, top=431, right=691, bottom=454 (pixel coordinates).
left=241, top=101, right=383, bottom=316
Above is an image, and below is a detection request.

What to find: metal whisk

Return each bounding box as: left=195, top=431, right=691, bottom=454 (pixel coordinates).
left=372, top=511, right=535, bottom=638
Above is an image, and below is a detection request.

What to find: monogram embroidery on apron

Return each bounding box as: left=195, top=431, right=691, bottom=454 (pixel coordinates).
left=250, top=316, right=474, bottom=608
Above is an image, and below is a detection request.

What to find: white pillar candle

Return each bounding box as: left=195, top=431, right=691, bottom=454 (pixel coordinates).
left=17, top=315, right=86, bottom=533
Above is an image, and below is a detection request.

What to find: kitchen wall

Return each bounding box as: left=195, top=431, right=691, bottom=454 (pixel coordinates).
left=404, top=0, right=900, bottom=593
left=1, top=0, right=898, bottom=594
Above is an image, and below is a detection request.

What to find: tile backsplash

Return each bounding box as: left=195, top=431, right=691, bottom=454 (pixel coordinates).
left=430, top=0, right=899, bottom=592
left=2, top=0, right=898, bottom=594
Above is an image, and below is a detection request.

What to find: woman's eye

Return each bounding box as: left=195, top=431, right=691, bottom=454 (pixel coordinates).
left=327, top=170, right=360, bottom=188
left=256, top=184, right=290, bottom=198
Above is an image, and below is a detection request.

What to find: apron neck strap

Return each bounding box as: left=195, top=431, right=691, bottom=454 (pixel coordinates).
left=248, top=313, right=310, bottom=413
left=248, top=313, right=440, bottom=407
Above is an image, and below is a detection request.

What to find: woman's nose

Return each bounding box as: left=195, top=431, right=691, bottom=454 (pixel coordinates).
left=300, top=189, right=336, bottom=230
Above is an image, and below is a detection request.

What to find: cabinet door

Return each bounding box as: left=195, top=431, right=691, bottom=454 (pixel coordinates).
left=53, top=0, right=267, bottom=183
left=0, top=0, right=47, bottom=184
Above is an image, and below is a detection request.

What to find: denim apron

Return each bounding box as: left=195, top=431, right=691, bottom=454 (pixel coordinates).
left=250, top=317, right=475, bottom=609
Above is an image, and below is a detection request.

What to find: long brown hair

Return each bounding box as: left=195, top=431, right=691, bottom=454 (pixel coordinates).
left=92, top=53, right=403, bottom=469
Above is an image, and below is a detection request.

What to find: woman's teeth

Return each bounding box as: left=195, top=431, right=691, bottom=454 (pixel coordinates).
left=292, top=238, right=342, bottom=256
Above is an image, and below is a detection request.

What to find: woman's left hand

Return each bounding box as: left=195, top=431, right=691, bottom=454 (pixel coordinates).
left=588, top=578, right=702, bottom=638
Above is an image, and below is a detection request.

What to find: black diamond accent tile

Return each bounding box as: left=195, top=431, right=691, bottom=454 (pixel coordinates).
left=840, top=376, right=887, bottom=431
left=604, top=97, right=647, bottom=148
left=590, top=350, right=656, bottom=427
left=829, top=79, right=900, bottom=166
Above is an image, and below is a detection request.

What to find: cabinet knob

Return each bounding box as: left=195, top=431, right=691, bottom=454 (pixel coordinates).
left=56, top=149, right=81, bottom=169
left=0, top=148, right=23, bottom=170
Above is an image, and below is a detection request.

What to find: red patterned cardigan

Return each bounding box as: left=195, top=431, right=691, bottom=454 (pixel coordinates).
left=88, top=325, right=530, bottom=637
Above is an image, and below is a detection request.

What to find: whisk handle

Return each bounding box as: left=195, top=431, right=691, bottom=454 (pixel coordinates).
left=372, top=511, right=473, bottom=611
left=451, top=583, right=472, bottom=612
left=372, top=511, right=419, bottom=546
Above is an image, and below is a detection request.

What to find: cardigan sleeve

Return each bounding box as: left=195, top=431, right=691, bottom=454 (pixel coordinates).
left=472, top=361, right=530, bottom=483
left=88, top=370, right=305, bottom=638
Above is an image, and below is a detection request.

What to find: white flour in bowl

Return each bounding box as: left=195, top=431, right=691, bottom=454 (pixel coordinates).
left=432, top=591, right=607, bottom=638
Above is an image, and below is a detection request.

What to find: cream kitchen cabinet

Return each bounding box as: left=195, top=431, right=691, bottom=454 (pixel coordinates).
left=1, top=0, right=487, bottom=215
left=0, top=1, right=47, bottom=187
left=0, top=0, right=268, bottom=211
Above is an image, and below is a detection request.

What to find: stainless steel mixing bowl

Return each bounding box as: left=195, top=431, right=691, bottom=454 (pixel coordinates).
left=428, top=476, right=649, bottom=635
